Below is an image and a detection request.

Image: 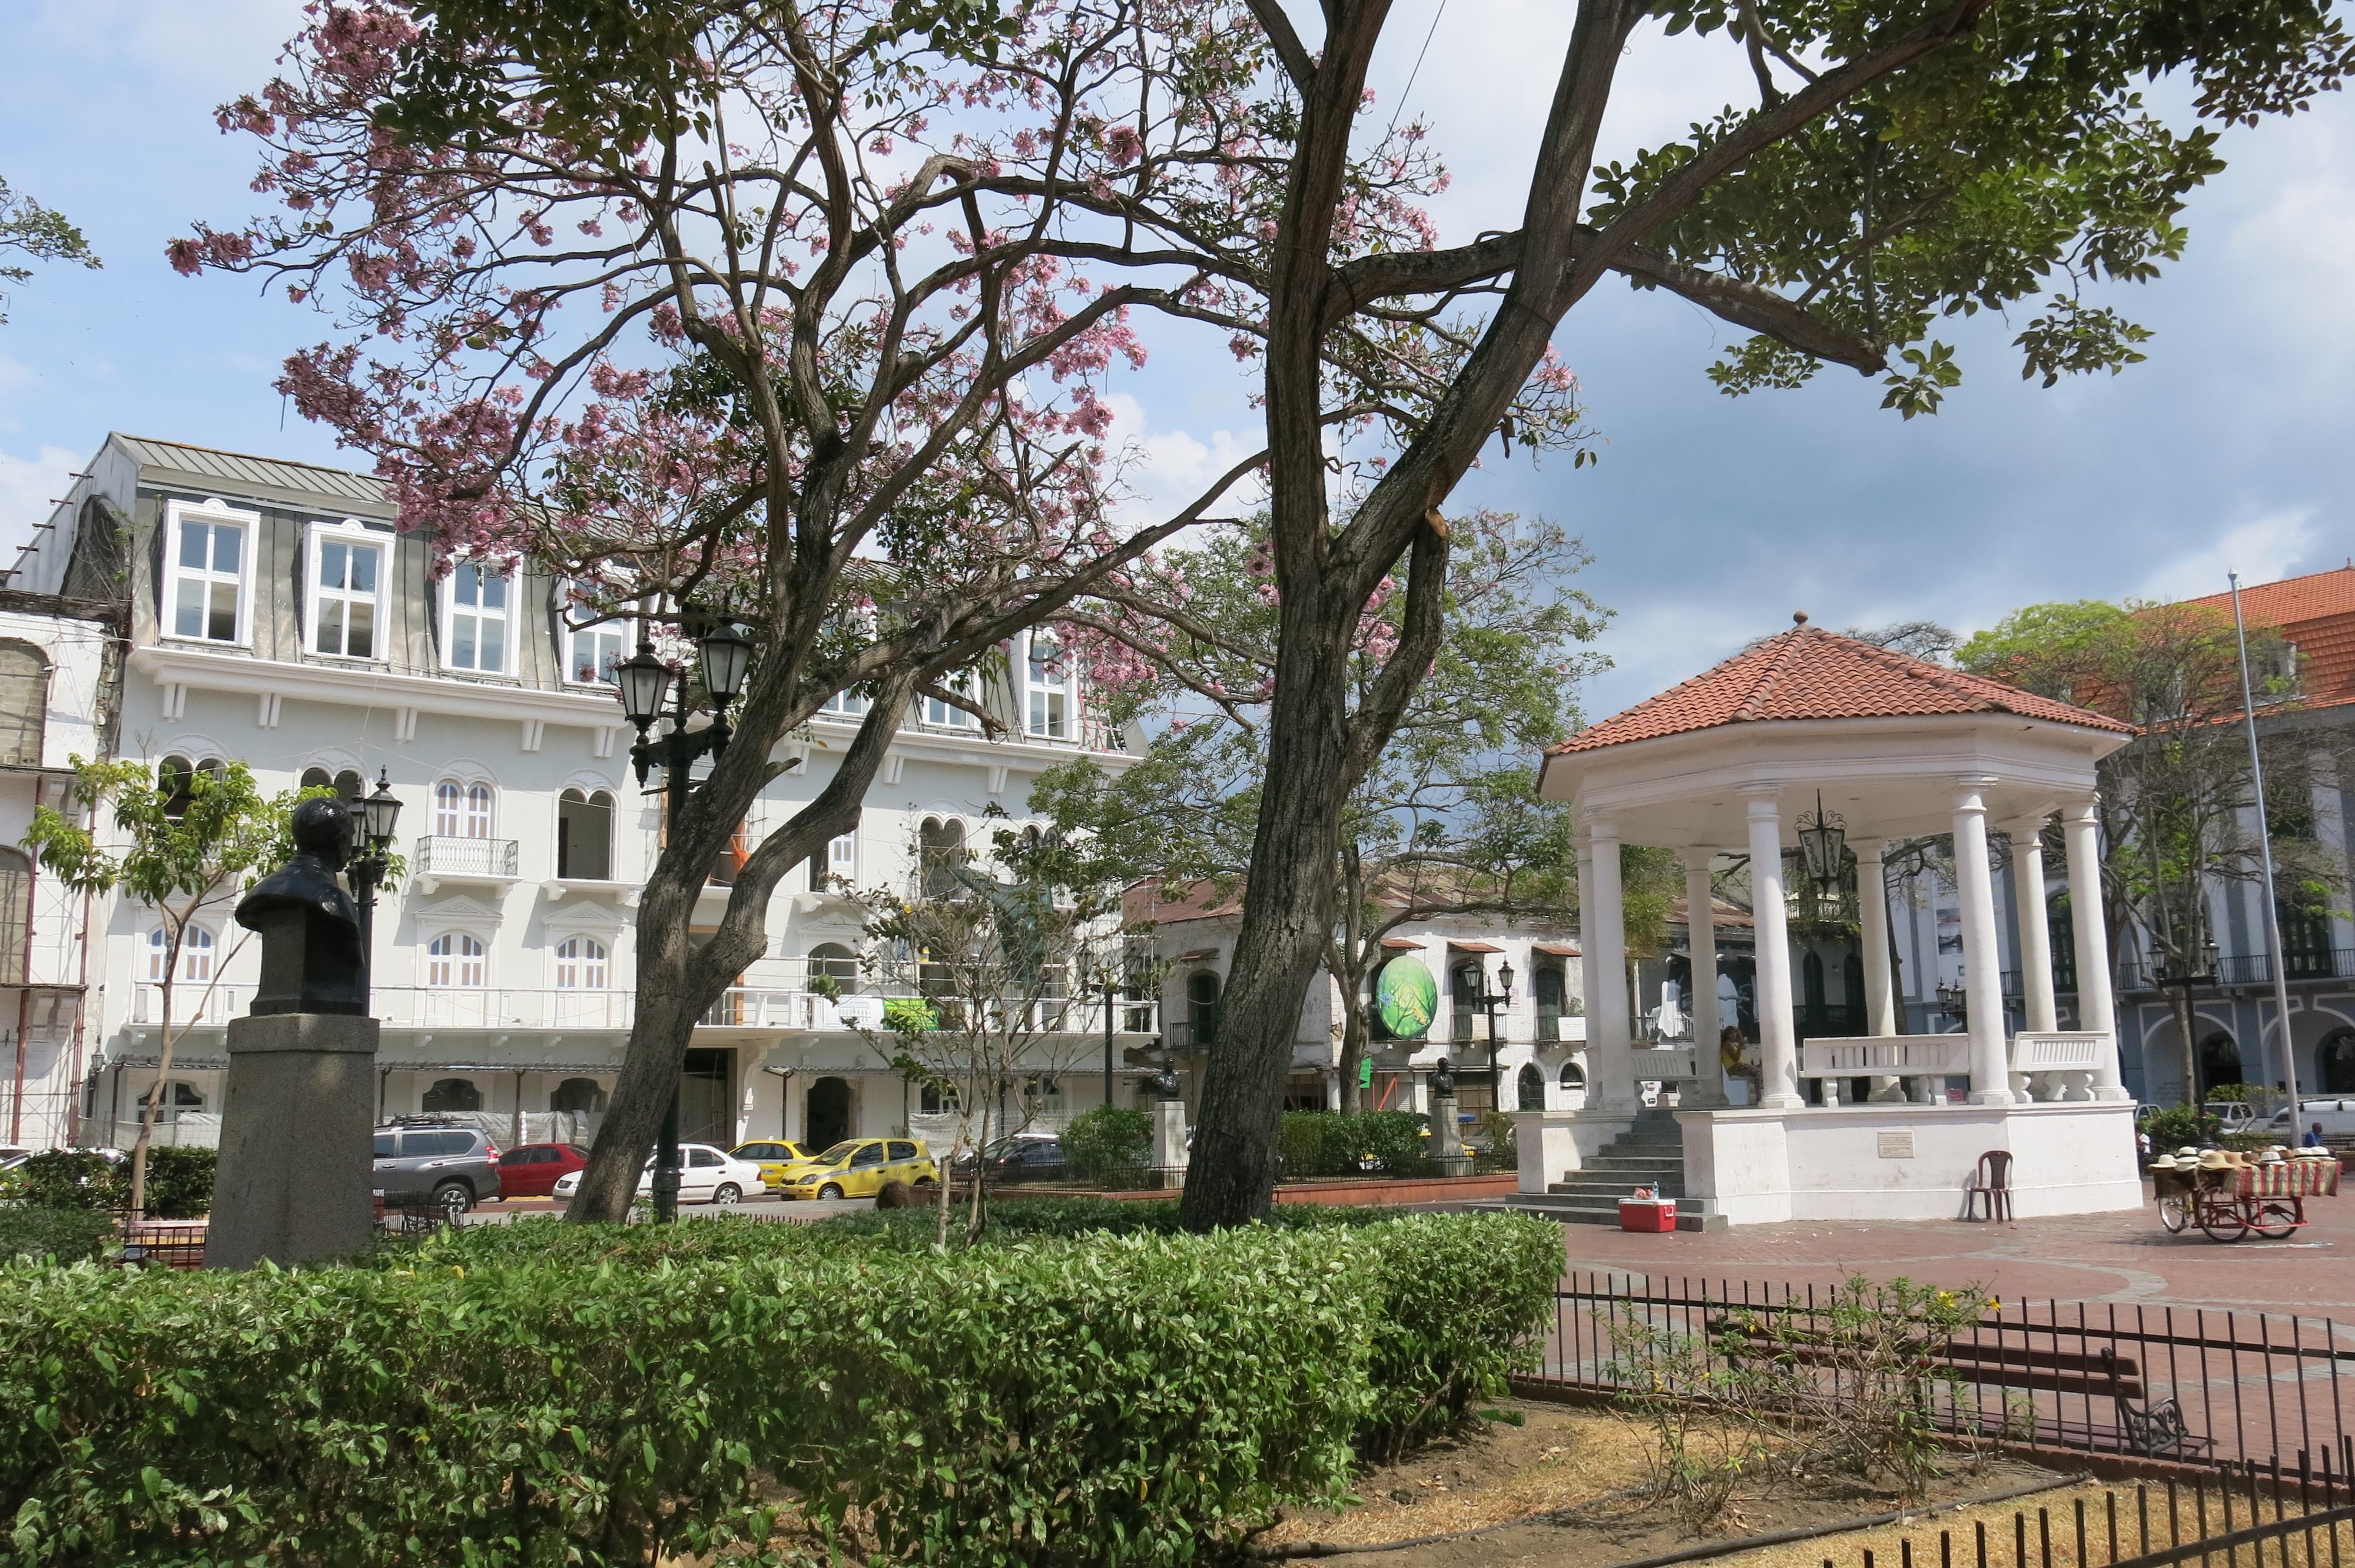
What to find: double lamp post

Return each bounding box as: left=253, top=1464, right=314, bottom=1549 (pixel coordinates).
left=614, top=618, right=755, bottom=1222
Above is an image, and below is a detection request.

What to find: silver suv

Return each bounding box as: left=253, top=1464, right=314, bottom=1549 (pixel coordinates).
left=373, top=1120, right=502, bottom=1218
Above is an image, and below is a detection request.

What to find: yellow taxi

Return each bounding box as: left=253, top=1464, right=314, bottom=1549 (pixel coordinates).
left=774, top=1137, right=939, bottom=1200
left=731, top=1140, right=822, bottom=1191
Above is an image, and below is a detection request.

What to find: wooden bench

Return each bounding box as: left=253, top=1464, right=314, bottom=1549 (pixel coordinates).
left=1706, top=1318, right=2209, bottom=1458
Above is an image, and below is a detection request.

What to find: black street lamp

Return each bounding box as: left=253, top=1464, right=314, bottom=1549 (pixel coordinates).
left=1796, top=792, right=1848, bottom=895
left=1470, top=958, right=1515, bottom=1098
left=347, top=767, right=403, bottom=1007
left=1935, top=975, right=1967, bottom=1027
left=615, top=618, right=756, bottom=1222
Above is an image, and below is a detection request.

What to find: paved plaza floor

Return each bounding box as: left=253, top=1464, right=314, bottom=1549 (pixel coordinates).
left=1550, top=1182, right=2355, bottom=1319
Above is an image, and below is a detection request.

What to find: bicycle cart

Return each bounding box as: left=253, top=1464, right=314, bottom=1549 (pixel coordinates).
left=2152, top=1158, right=2338, bottom=1243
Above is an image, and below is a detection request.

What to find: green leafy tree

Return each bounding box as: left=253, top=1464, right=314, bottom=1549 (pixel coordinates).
left=0, top=175, right=99, bottom=325
left=1048, top=513, right=1606, bottom=1108
left=23, top=760, right=302, bottom=1211
left=1959, top=599, right=2353, bottom=1101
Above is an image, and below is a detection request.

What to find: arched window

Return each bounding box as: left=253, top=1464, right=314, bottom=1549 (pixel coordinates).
left=2198, top=1031, right=2244, bottom=1097
left=1517, top=1061, right=1545, bottom=1111
left=1188, top=971, right=1222, bottom=1048
left=920, top=1079, right=958, bottom=1114
left=136, top=1079, right=205, bottom=1124
left=808, top=942, right=859, bottom=988
left=299, top=766, right=366, bottom=804
left=556, top=788, right=615, bottom=880
left=553, top=936, right=608, bottom=989
left=550, top=1077, right=607, bottom=1114
left=0, top=642, right=47, bottom=767
left=465, top=783, right=493, bottom=838
left=1559, top=1060, right=1587, bottom=1092
left=919, top=816, right=967, bottom=899
left=145, top=924, right=214, bottom=984
left=433, top=780, right=495, bottom=838
left=2322, top=1030, right=2355, bottom=1096
left=427, top=932, right=486, bottom=988
left=158, top=755, right=225, bottom=821
left=422, top=1077, right=483, bottom=1113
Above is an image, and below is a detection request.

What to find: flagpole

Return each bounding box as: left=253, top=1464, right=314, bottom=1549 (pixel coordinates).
left=2228, top=572, right=2303, bottom=1128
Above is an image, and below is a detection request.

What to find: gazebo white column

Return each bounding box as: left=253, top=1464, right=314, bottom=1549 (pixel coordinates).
left=1743, top=790, right=1803, bottom=1108
left=2009, top=819, right=2059, bottom=1034
left=1684, top=851, right=1728, bottom=1108
left=1579, top=822, right=1638, bottom=1111
left=1854, top=838, right=1906, bottom=1102
left=2064, top=799, right=2130, bottom=1101
left=1952, top=781, right=2015, bottom=1105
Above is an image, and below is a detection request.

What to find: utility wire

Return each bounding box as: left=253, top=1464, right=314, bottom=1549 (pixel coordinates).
left=1385, top=0, right=1451, bottom=139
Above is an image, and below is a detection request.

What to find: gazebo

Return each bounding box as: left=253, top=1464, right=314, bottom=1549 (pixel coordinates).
left=1521, top=615, right=2143, bottom=1225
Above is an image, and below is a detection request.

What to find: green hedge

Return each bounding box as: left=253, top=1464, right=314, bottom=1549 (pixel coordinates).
left=1062, top=1106, right=1152, bottom=1180
left=1276, top=1110, right=1429, bottom=1178
left=0, top=1208, right=115, bottom=1265
left=11, top=1150, right=217, bottom=1218
left=1, top=1210, right=1561, bottom=1565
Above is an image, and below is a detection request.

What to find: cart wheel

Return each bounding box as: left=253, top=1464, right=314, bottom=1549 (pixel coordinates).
left=2254, top=1199, right=2300, bottom=1240
left=2159, top=1194, right=2191, bottom=1234
left=2199, top=1205, right=2251, bottom=1243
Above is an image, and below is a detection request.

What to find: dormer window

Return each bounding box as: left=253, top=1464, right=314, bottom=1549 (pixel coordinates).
left=1025, top=630, right=1074, bottom=740
left=442, top=559, right=514, bottom=675
left=560, top=581, right=631, bottom=686
left=162, top=499, right=257, bottom=645
left=922, top=670, right=981, bottom=729
left=306, top=521, right=388, bottom=660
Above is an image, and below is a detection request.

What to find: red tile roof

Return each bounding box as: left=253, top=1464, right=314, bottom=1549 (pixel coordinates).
left=1550, top=617, right=2131, bottom=756
left=2177, top=564, right=2355, bottom=713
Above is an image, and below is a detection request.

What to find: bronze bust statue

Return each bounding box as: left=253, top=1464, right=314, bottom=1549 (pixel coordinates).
left=237, top=797, right=366, bottom=1016
left=1145, top=1052, right=1182, bottom=1101
left=1429, top=1057, right=1457, bottom=1097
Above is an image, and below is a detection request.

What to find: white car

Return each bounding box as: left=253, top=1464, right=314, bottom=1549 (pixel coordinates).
left=551, top=1144, right=767, bottom=1205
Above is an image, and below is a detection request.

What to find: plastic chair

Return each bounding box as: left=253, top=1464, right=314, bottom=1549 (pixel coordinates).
left=1964, top=1150, right=2014, bottom=1222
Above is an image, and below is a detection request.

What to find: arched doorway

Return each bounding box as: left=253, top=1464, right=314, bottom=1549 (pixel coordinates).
left=1517, top=1061, right=1544, bottom=1111
left=422, top=1077, right=482, bottom=1113
left=807, top=1076, right=852, bottom=1150
left=2197, top=1032, right=2243, bottom=1098
left=2320, top=1029, right=2355, bottom=1094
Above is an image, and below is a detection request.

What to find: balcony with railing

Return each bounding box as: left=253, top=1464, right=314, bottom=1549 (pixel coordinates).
left=411, top=835, right=521, bottom=892
left=2115, top=946, right=2355, bottom=992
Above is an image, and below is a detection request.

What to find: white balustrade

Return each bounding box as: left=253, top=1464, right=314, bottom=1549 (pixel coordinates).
left=2007, top=1032, right=2106, bottom=1073
left=1798, top=1034, right=1971, bottom=1079
left=1628, top=1045, right=1700, bottom=1080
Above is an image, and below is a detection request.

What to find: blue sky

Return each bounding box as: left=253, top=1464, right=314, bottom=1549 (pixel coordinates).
left=2, top=1, right=2349, bottom=719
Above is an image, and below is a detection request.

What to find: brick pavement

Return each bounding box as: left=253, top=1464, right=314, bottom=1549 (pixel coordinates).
left=1552, top=1182, right=2355, bottom=1318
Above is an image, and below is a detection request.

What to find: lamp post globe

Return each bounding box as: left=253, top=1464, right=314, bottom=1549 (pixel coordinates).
left=698, top=622, right=754, bottom=705
left=1497, top=960, right=1515, bottom=999
left=2202, top=935, right=2221, bottom=978
left=1796, top=790, right=1847, bottom=892
left=360, top=767, right=402, bottom=849
left=616, top=640, right=674, bottom=730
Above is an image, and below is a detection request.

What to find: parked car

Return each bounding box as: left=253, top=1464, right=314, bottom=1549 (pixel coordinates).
left=731, top=1140, right=821, bottom=1190
left=772, top=1138, right=938, bottom=1200
left=493, top=1143, right=590, bottom=1198
left=2270, top=1100, right=2355, bottom=1141
left=954, top=1132, right=1066, bottom=1182
left=550, top=1143, right=766, bottom=1205
left=373, top=1121, right=502, bottom=1218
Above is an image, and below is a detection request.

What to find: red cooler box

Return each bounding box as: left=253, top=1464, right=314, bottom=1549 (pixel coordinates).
left=1618, top=1197, right=1677, bottom=1233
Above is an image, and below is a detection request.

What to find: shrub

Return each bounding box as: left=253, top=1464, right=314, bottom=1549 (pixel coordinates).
left=12, top=1149, right=215, bottom=1217
left=1062, top=1105, right=1152, bottom=1181
left=2141, top=1102, right=2221, bottom=1150
left=1275, top=1111, right=1429, bottom=1178
left=1, top=1208, right=1562, bottom=1564
left=0, top=1208, right=115, bottom=1265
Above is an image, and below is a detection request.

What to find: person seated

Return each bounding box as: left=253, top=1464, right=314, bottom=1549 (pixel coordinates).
left=2306, top=1122, right=2329, bottom=1149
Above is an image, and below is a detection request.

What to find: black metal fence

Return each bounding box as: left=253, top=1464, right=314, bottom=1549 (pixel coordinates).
left=1533, top=1274, right=2355, bottom=1471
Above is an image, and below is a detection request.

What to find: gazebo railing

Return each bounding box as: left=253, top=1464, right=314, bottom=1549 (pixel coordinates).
left=1797, top=1035, right=1970, bottom=1079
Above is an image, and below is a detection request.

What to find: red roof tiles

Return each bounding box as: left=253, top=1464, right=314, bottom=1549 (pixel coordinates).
left=2177, top=565, right=2355, bottom=714
left=1550, top=621, right=2130, bottom=756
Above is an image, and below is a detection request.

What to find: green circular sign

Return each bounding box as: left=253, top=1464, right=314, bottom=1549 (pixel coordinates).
left=1374, top=956, right=1438, bottom=1039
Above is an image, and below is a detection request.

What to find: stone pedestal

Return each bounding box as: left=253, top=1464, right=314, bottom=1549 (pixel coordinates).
left=1149, top=1097, right=1189, bottom=1190
left=206, top=1011, right=379, bottom=1270
left=1428, top=1092, right=1475, bottom=1177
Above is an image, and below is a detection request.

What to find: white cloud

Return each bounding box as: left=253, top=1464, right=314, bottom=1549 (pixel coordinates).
left=0, top=445, right=81, bottom=562
left=2135, top=509, right=2324, bottom=604
left=1101, top=393, right=1262, bottom=529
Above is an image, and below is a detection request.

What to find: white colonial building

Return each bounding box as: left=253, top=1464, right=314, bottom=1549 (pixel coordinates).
left=8, top=434, right=1154, bottom=1154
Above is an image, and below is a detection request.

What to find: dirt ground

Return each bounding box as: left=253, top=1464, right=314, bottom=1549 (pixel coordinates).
left=1253, top=1400, right=2094, bottom=1567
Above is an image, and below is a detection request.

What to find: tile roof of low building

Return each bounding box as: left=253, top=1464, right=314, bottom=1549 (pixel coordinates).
left=1549, top=616, right=2131, bottom=757
left=2178, top=564, right=2355, bottom=713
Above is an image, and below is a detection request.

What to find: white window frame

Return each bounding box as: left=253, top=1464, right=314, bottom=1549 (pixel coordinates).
left=427, top=931, right=487, bottom=988
left=432, top=779, right=496, bottom=838
left=922, top=669, right=982, bottom=729
left=558, top=579, right=634, bottom=689
left=439, top=557, right=518, bottom=676
left=553, top=935, right=609, bottom=989
left=160, top=498, right=258, bottom=648
left=1024, top=629, right=1076, bottom=740
left=821, top=687, right=870, bottom=716
left=827, top=831, right=857, bottom=879
left=303, top=519, right=392, bottom=663
left=146, top=925, right=216, bottom=984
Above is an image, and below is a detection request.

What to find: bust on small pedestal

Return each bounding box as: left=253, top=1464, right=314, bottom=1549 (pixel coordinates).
left=1428, top=1057, right=1474, bottom=1177
left=1146, top=1049, right=1189, bottom=1190
left=206, top=799, right=382, bottom=1270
